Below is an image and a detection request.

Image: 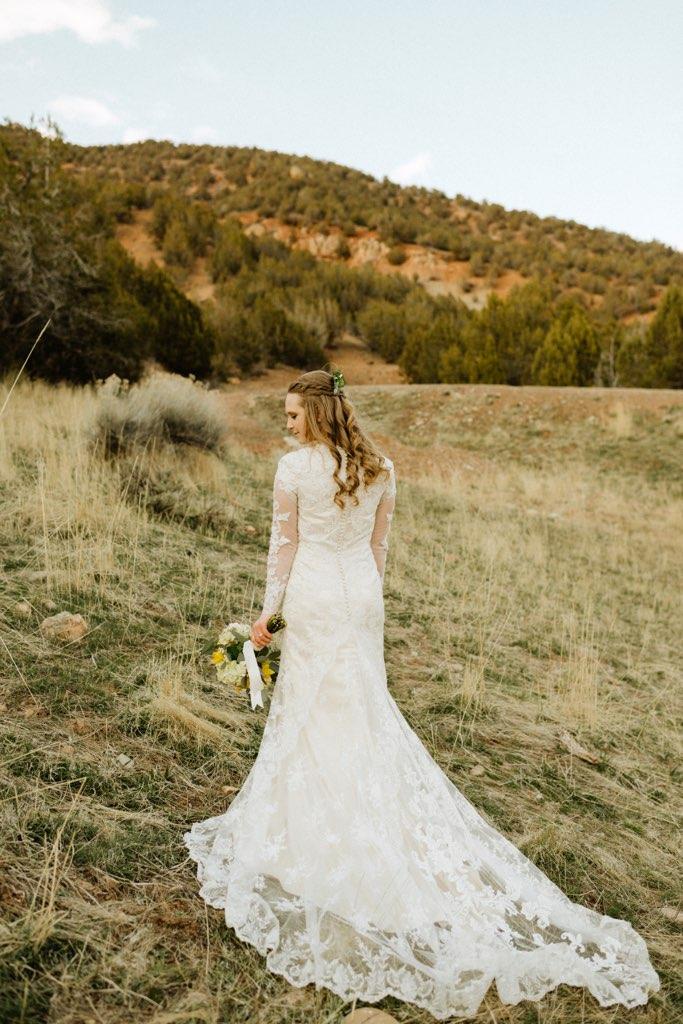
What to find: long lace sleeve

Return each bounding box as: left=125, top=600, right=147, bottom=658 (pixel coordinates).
left=370, top=458, right=396, bottom=585
left=261, top=456, right=299, bottom=618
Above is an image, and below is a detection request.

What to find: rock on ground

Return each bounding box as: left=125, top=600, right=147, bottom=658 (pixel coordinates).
left=39, top=611, right=89, bottom=643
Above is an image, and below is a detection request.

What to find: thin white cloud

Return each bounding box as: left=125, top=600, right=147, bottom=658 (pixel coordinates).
left=390, top=152, right=434, bottom=186
left=0, top=1, right=155, bottom=46
left=48, top=94, right=120, bottom=127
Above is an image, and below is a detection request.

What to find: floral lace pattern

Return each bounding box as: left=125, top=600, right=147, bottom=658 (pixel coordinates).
left=369, top=459, right=396, bottom=584
left=262, top=456, right=300, bottom=617
left=184, top=443, right=660, bottom=1020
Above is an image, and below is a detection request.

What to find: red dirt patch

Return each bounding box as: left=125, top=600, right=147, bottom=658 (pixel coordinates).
left=115, top=209, right=163, bottom=268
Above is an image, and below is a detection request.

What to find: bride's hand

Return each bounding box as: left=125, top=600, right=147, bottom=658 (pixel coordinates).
left=250, top=614, right=273, bottom=650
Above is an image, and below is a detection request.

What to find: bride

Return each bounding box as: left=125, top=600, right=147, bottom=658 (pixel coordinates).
left=184, top=369, right=660, bottom=1020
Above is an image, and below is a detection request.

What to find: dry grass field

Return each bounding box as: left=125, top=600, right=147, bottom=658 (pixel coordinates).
left=1, top=371, right=681, bottom=1023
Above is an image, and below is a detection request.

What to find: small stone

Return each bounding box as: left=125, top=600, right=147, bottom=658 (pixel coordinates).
left=281, top=988, right=311, bottom=1007
left=659, top=906, right=683, bottom=924
left=40, top=611, right=88, bottom=643
left=470, top=764, right=486, bottom=777
left=13, top=601, right=32, bottom=618
left=344, top=1010, right=399, bottom=1023
left=43, top=599, right=58, bottom=612
left=116, top=753, right=133, bottom=769
left=558, top=730, right=599, bottom=764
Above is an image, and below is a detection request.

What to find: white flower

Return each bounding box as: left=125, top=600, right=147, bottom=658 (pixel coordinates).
left=218, top=621, right=246, bottom=645
left=217, top=660, right=246, bottom=685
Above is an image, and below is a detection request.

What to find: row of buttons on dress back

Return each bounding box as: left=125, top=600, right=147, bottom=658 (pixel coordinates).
left=334, top=453, right=353, bottom=623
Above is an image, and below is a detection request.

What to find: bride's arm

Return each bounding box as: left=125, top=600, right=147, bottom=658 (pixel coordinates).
left=260, top=456, right=299, bottom=620
left=370, top=459, right=396, bottom=584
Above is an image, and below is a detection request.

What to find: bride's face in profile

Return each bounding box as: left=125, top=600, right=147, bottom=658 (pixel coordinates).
left=285, top=393, right=308, bottom=442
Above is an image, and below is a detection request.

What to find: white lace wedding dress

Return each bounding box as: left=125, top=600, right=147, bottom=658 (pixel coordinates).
left=184, top=442, right=660, bottom=1020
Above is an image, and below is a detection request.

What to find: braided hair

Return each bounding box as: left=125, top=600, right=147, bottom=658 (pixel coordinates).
left=286, top=368, right=390, bottom=509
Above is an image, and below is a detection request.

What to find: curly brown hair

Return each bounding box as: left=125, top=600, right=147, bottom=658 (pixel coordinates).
left=287, top=368, right=391, bottom=509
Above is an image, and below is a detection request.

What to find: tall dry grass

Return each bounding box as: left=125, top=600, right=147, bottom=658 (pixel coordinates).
left=1, top=374, right=681, bottom=1022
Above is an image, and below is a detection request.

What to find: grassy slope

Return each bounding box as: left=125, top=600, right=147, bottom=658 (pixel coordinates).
left=1, top=376, right=681, bottom=1023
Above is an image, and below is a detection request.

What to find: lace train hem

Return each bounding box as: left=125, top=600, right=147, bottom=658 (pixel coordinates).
left=183, top=824, right=660, bottom=1022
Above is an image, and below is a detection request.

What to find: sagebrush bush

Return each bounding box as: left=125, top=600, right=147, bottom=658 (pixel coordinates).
left=91, top=371, right=228, bottom=455
left=387, top=245, right=407, bottom=265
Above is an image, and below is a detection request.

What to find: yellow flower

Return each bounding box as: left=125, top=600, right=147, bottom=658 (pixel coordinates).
left=262, top=660, right=274, bottom=681
left=211, top=649, right=226, bottom=664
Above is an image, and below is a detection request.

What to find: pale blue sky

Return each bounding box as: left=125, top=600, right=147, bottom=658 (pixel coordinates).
left=2, top=0, right=681, bottom=248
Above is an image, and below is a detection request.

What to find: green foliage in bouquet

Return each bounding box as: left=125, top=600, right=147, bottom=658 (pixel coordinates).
left=210, top=614, right=286, bottom=694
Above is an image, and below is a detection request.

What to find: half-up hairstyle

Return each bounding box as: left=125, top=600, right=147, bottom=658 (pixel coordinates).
left=287, top=368, right=391, bottom=510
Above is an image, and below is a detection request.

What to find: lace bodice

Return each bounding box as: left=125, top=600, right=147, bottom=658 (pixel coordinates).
left=261, top=443, right=396, bottom=618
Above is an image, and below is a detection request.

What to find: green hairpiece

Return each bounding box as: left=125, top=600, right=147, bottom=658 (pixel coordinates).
left=332, top=369, right=346, bottom=395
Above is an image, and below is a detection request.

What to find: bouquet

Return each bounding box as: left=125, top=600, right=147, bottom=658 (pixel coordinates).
left=211, top=613, right=286, bottom=709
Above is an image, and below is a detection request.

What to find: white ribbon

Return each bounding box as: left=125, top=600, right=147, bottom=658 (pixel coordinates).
left=242, top=639, right=264, bottom=709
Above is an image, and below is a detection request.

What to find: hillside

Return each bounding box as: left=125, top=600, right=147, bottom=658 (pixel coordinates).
left=115, top=203, right=528, bottom=316
left=2, top=121, right=682, bottom=390
left=64, top=138, right=683, bottom=324
left=1, top=374, right=681, bottom=1022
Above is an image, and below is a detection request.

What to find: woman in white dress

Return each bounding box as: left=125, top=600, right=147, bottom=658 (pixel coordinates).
left=184, top=369, right=660, bottom=1020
